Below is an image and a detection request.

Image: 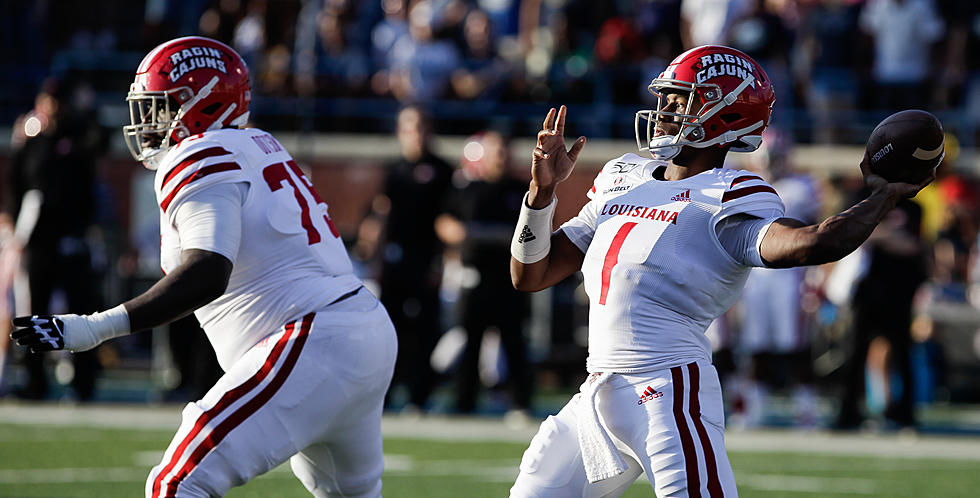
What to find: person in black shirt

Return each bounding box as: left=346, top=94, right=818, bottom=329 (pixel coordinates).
left=361, top=105, right=454, bottom=411
left=2, top=78, right=106, bottom=400
left=436, top=131, right=532, bottom=416
left=836, top=198, right=928, bottom=429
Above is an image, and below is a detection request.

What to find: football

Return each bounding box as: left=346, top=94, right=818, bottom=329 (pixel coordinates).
left=865, top=109, right=944, bottom=184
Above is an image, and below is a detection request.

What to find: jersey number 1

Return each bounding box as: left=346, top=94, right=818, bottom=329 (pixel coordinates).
left=262, top=160, right=340, bottom=244
left=599, top=222, right=638, bottom=305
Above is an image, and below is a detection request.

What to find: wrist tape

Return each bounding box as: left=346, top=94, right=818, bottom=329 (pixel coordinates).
left=510, top=193, right=556, bottom=264
left=63, top=304, right=131, bottom=352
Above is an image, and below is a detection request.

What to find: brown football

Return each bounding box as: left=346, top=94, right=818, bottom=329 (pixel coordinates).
left=865, top=109, right=944, bottom=184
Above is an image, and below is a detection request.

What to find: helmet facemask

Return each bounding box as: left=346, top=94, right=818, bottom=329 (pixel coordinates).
left=123, top=86, right=192, bottom=169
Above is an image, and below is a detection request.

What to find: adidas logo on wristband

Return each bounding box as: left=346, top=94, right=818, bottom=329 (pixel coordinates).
left=518, top=225, right=536, bottom=243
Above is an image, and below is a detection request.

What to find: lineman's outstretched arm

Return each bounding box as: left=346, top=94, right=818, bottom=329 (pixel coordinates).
left=760, top=156, right=934, bottom=268
left=10, top=250, right=231, bottom=353
left=123, top=249, right=231, bottom=332
left=10, top=184, right=242, bottom=353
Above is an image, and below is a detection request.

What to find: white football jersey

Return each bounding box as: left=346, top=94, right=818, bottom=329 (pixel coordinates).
left=155, top=128, right=362, bottom=370
left=561, top=153, right=784, bottom=373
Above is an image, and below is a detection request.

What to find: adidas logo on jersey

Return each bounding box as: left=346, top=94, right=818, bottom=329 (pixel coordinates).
left=517, top=225, right=536, bottom=243
left=670, top=189, right=691, bottom=202
left=637, top=386, right=663, bottom=404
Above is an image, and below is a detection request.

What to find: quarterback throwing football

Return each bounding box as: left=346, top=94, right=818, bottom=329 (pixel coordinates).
left=10, top=37, right=397, bottom=497
left=508, top=45, right=932, bottom=497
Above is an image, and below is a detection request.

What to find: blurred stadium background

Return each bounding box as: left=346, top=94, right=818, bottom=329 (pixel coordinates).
left=2, top=0, right=980, bottom=496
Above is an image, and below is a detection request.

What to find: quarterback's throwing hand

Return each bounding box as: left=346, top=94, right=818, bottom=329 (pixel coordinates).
left=10, top=315, right=67, bottom=353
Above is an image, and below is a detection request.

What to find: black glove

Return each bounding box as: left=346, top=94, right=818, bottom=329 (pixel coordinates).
left=10, top=315, right=66, bottom=353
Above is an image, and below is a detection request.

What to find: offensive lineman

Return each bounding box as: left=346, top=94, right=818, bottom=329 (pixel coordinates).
left=10, top=37, right=397, bottom=497
left=508, top=45, right=933, bottom=497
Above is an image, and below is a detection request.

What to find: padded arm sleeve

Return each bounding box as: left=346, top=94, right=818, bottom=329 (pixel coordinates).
left=173, top=182, right=248, bottom=264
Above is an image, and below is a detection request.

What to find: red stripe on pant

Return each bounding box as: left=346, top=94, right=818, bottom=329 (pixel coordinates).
left=671, top=365, right=700, bottom=496
left=687, top=362, right=723, bottom=497
left=151, top=313, right=315, bottom=497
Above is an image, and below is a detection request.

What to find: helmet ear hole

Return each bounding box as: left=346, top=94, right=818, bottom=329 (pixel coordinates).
left=201, top=102, right=222, bottom=115
left=721, top=113, right=741, bottom=124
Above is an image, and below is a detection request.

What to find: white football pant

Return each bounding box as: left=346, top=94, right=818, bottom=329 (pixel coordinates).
left=511, top=360, right=737, bottom=498
left=146, top=291, right=397, bottom=497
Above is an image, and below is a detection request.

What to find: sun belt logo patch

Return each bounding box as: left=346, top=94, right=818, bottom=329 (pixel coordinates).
left=638, top=386, right=663, bottom=404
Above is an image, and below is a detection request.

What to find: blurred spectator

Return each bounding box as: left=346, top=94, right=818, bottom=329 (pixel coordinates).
left=795, top=0, right=864, bottom=142
left=295, top=0, right=370, bottom=98
left=733, top=130, right=823, bottom=429
left=680, top=0, right=751, bottom=49
left=359, top=106, right=454, bottom=411
left=858, top=0, right=945, bottom=111
left=256, top=43, right=294, bottom=97
left=198, top=0, right=243, bottom=44
left=450, top=8, right=515, bottom=101
left=836, top=197, right=928, bottom=430
left=932, top=1, right=976, bottom=111
left=931, top=155, right=980, bottom=302
left=370, top=0, right=410, bottom=68
left=1, top=78, right=108, bottom=401
left=592, top=17, right=645, bottom=106
left=383, top=0, right=461, bottom=103
left=435, top=131, right=533, bottom=417
left=728, top=0, right=798, bottom=123
left=232, top=0, right=267, bottom=68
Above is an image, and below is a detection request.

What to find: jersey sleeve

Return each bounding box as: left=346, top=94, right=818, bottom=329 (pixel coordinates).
left=172, top=182, right=247, bottom=264
left=156, top=139, right=250, bottom=224
left=559, top=198, right=601, bottom=253
left=717, top=171, right=785, bottom=221
left=715, top=214, right=777, bottom=267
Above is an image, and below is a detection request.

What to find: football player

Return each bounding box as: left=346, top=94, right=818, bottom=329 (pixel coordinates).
left=9, top=36, right=397, bottom=498
left=507, top=45, right=932, bottom=497
left=735, top=130, right=823, bottom=429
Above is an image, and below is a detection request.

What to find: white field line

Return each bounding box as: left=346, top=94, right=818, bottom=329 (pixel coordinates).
left=739, top=473, right=878, bottom=495
left=2, top=403, right=979, bottom=461
left=0, top=467, right=146, bottom=484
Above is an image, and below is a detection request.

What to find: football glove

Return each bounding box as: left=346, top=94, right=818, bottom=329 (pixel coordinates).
left=10, top=305, right=130, bottom=353
left=10, top=315, right=66, bottom=353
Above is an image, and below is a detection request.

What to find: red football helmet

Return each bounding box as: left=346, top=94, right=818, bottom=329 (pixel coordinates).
left=123, top=36, right=251, bottom=168
left=635, top=45, right=775, bottom=160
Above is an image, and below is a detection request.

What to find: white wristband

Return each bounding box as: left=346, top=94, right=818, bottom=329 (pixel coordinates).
left=511, top=193, right=556, bottom=264
left=62, top=304, right=131, bottom=352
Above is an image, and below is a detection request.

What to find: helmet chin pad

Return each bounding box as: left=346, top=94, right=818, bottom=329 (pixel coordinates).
left=648, top=135, right=682, bottom=160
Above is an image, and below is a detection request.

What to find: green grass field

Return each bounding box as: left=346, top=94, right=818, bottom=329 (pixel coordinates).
left=1, top=416, right=979, bottom=497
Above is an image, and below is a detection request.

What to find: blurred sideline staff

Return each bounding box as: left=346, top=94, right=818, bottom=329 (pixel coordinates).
left=2, top=77, right=107, bottom=401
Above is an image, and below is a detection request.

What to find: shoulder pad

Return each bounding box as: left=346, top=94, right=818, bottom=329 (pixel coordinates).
left=718, top=169, right=785, bottom=218
left=156, top=134, right=245, bottom=215
left=587, top=153, right=663, bottom=199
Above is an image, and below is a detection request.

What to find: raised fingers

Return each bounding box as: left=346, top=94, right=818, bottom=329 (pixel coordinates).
left=555, top=105, right=567, bottom=136
left=542, top=107, right=556, bottom=131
